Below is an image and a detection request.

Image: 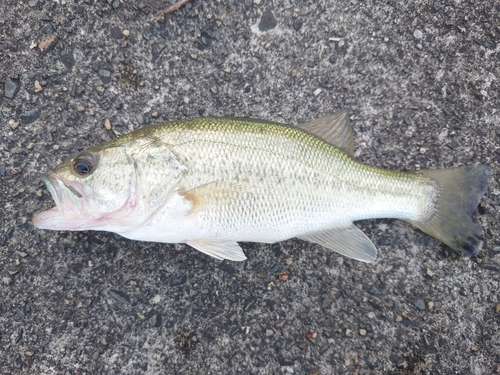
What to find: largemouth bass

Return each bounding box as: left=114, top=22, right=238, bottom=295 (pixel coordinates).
left=33, top=111, right=490, bottom=262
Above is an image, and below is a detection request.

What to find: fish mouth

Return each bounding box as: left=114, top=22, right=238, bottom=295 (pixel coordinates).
left=33, top=172, right=88, bottom=230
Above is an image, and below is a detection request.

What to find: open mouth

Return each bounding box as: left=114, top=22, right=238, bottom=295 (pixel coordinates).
left=32, top=172, right=86, bottom=230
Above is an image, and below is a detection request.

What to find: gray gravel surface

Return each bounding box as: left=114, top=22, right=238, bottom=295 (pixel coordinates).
left=1, top=0, right=499, bottom=374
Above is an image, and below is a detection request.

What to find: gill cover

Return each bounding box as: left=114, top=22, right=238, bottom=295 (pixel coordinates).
left=127, top=137, right=188, bottom=212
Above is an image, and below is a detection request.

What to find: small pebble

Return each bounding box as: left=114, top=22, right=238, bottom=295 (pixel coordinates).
left=426, top=267, right=435, bottom=277
left=16, top=307, right=25, bottom=319
left=427, top=301, right=434, bottom=309
left=313, top=88, right=322, bottom=96
left=39, top=36, right=57, bottom=54
left=291, top=69, right=297, bottom=77
left=77, top=105, right=85, bottom=112
left=413, top=29, right=423, bottom=39
left=122, top=29, right=130, bottom=37
left=171, top=275, right=186, bottom=287
left=20, top=108, right=41, bottom=124
left=99, top=69, right=111, bottom=82
left=265, top=329, right=274, bottom=337
left=7, top=267, right=19, bottom=276
left=259, top=10, right=277, bottom=31
left=151, top=111, right=158, bottom=118
left=306, top=331, right=317, bottom=340
left=414, top=299, right=426, bottom=311
left=36, top=189, right=43, bottom=197
left=495, top=303, right=500, bottom=313
left=109, top=290, right=131, bottom=304
left=104, top=119, right=112, bottom=130
left=416, top=43, right=423, bottom=50
left=89, top=109, right=95, bottom=116
left=4, top=77, right=20, bottom=99
left=53, top=145, right=60, bottom=150
left=359, top=329, right=367, bottom=336
left=34, top=80, right=43, bottom=93
left=10, top=121, right=19, bottom=130
left=345, top=329, right=353, bottom=337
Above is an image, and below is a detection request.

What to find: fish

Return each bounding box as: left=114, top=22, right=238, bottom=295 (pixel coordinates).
left=32, top=111, right=491, bottom=263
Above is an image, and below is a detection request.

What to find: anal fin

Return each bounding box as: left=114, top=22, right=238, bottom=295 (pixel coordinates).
left=186, top=239, right=247, bottom=261
left=298, top=223, right=377, bottom=263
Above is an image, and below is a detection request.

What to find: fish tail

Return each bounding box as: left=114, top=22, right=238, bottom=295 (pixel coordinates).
left=412, top=165, right=491, bottom=257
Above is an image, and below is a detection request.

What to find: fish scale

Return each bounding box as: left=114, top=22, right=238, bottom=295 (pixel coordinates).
left=138, top=118, right=429, bottom=241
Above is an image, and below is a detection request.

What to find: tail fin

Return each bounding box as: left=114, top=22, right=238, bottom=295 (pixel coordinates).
left=412, top=165, right=490, bottom=257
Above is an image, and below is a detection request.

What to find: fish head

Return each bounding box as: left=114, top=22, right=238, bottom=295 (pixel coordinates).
left=33, top=143, right=140, bottom=232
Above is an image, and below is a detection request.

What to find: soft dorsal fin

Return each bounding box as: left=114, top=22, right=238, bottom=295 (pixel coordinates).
left=298, top=223, right=377, bottom=263
left=297, top=110, right=354, bottom=157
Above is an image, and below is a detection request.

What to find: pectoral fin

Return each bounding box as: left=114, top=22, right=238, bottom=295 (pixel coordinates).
left=186, top=239, right=247, bottom=261
left=298, top=223, right=377, bottom=263
left=297, top=110, right=354, bottom=157
left=181, top=181, right=248, bottom=214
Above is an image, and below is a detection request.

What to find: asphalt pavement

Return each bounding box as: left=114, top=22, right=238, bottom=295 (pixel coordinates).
left=1, top=0, right=499, bottom=374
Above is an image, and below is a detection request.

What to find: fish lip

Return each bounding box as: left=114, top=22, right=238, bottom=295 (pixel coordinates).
left=33, top=171, right=86, bottom=229
left=41, top=172, right=62, bottom=209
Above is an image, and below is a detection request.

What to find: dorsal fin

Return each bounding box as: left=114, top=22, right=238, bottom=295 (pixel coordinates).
left=297, top=110, right=354, bottom=157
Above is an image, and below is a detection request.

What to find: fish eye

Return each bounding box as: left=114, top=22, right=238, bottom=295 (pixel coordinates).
left=73, top=153, right=96, bottom=176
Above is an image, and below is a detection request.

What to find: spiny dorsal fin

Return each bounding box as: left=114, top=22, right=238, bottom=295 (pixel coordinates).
left=297, top=110, right=354, bottom=157
left=298, top=223, right=377, bottom=263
